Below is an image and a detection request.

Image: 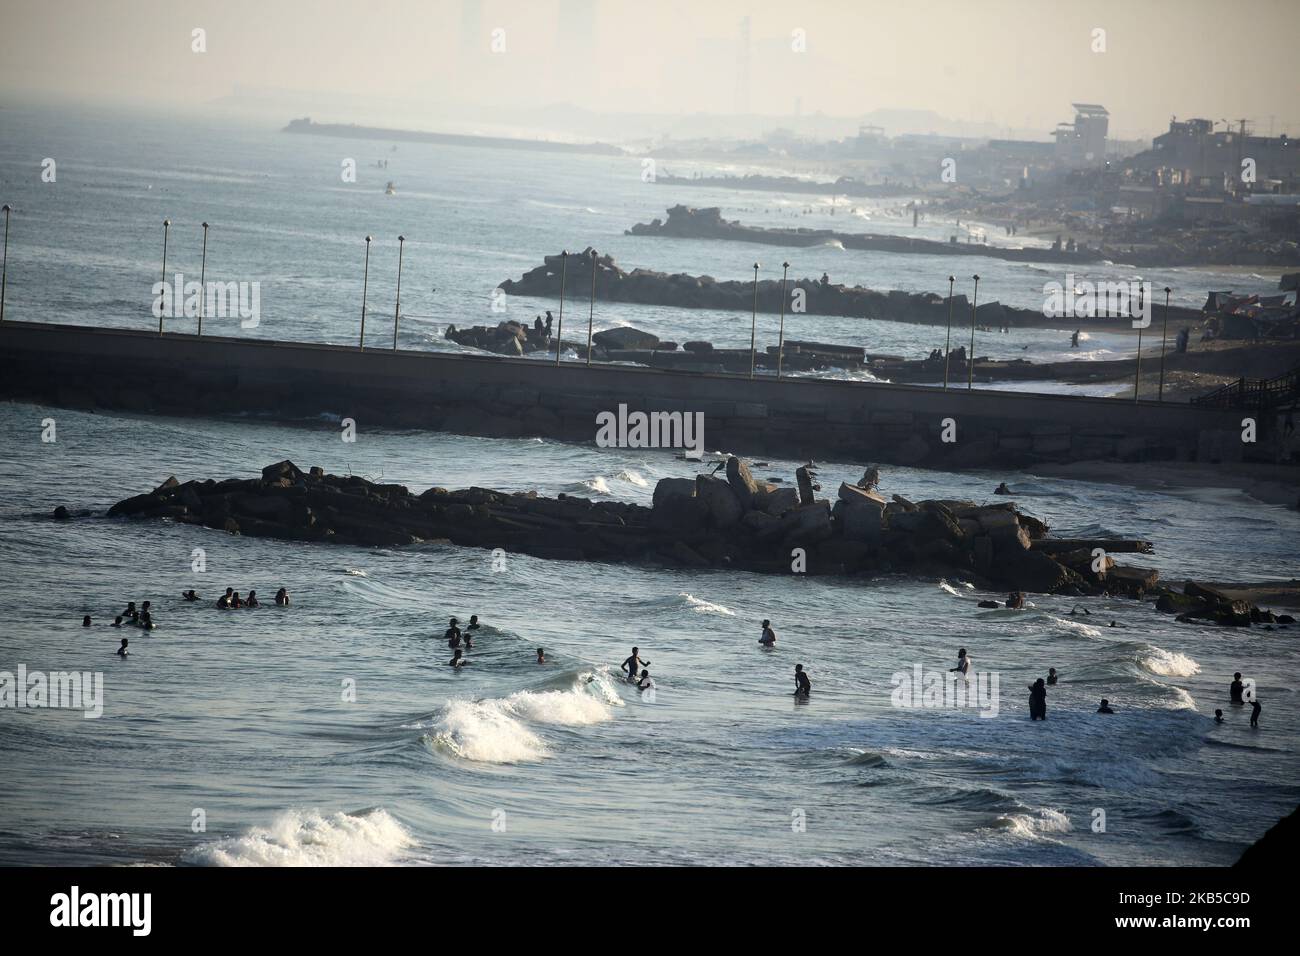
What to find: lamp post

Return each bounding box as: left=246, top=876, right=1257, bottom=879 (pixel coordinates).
left=555, top=250, right=568, bottom=365
left=197, top=222, right=209, bottom=336
left=776, top=261, right=789, bottom=378
left=585, top=248, right=597, bottom=366
left=359, top=235, right=372, bottom=348
left=159, top=218, right=171, bottom=335
left=392, top=235, right=405, bottom=350
left=749, top=262, right=760, bottom=379
left=968, top=274, right=980, bottom=389
left=1157, top=286, right=1171, bottom=402
left=1133, top=283, right=1145, bottom=402
left=0, top=204, right=11, bottom=324
left=943, top=274, right=955, bottom=389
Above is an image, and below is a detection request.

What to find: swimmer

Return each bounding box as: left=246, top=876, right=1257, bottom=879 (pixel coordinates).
left=1214, top=709, right=1225, bottom=724
left=1005, top=591, right=1025, bottom=609
left=449, top=648, right=468, bottom=668
left=793, top=664, right=811, bottom=698
left=466, top=615, right=480, bottom=631
left=116, top=638, right=129, bottom=658
left=141, top=601, right=151, bottom=615
left=444, top=617, right=462, bottom=647
left=463, top=632, right=473, bottom=650
left=275, top=588, right=290, bottom=607
left=1069, top=605, right=1091, bottom=616
left=759, top=619, right=776, bottom=647
left=121, top=601, right=137, bottom=619
left=1046, top=667, right=1058, bottom=686
left=637, top=668, right=655, bottom=691
left=1230, top=672, right=1245, bottom=705
left=536, top=648, right=546, bottom=664
left=140, top=611, right=154, bottom=630
left=1096, top=699, right=1115, bottom=714
left=1027, top=678, right=1047, bottom=720
left=622, top=647, right=650, bottom=682
left=230, top=591, right=244, bottom=609
left=994, top=482, right=1011, bottom=495
left=217, top=587, right=233, bottom=609
left=112, top=616, right=123, bottom=628
left=82, top=615, right=92, bottom=627
left=246, top=590, right=259, bottom=608
left=182, top=590, right=199, bottom=602
left=1250, top=700, right=1261, bottom=727
left=950, top=648, right=971, bottom=680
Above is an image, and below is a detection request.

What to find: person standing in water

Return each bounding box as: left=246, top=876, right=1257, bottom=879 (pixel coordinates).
left=466, top=615, right=481, bottom=632
left=116, top=638, right=129, bottom=658
left=1096, top=699, right=1116, bottom=714
left=622, top=647, right=650, bottom=682
left=445, top=617, right=462, bottom=648
left=275, top=588, right=290, bottom=606
left=82, top=616, right=92, bottom=627
left=1214, top=709, right=1225, bottom=724
left=1250, top=700, right=1261, bottom=727
left=1230, top=672, right=1245, bottom=704
left=449, top=648, right=468, bottom=668
left=637, top=668, right=654, bottom=692
left=1028, top=678, right=1047, bottom=720
left=1046, top=667, right=1059, bottom=686
left=759, top=619, right=776, bottom=647
left=793, top=664, right=811, bottom=698
left=536, top=648, right=546, bottom=664
left=950, top=648, right=971, bottom=681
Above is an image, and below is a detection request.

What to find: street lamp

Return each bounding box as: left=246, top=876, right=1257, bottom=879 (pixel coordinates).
left=0, top=204, right=11, bottom=324
left=776, top=262, right=789, bottom=378
left=749, top=262, right=760, bottom=379
left=555, top=250, right=568, bottom=365
left=392, top=235, right=405, bottom=350
left=943, top=275, right=955, bottom=389
left=1133, top=283, right=1146, bottom=401
left=585, top=248, right=597, bottom=366
left=968, top=274, right=980, bottom=389
left=1157, top=286, right=1172, bottom=402
left=197, top=222, right=209, bottom=336
left=159, top=219, right=171, bottom=335
left=359, top=235, right=372, bottom=348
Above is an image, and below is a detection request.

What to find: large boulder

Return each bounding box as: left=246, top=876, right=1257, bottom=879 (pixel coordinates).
left=759, top=486, right=800, bottom=516
left=651, top=477, right=707, bottom=530
left=695, top=475, right=743, bottom=529
left=995, top=549, right=1075, bottom=593
left=592, top=326, right=661, bottom=350
left=262, top=460, right=305, bottom=485
left=725, top=457, right=760, bottom=509
left=782, top=502, right=833, bottom=546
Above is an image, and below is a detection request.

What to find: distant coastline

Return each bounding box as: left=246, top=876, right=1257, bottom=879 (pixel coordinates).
left=282, top=116, right=625, bottom=156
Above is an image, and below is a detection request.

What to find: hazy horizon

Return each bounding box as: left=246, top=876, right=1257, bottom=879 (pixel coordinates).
left=2, top=0, right=1299, bottom=143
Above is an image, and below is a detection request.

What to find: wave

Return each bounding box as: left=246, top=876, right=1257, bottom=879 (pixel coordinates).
left=1138, top=645, right=1201, bottom=678
left=1044, top=614, right=1104, bottom=638
left=183, top=808, right=412, bottom=866
left=842, top=749, right=888, bottom=768
left=421, top=669, right=622, bottom=764
left=993, top=807, right=1072, bottom=840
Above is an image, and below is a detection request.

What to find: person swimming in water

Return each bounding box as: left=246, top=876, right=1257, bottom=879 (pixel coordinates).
left=230, top=591, right=245, bottom=609
left=759, top=619, right=776, bottom=647
left=1046, top=667, right=1058, bottom=686
left=994, top=482, right=1011, bottom=495
left=466, top=615, right=480, bottom=632
left=1230, top=672, right=1245, bottom=704
left=536, top=648, right=546, bottom=664
left=121, top=601, right=137, bottom=620
left=463, top=631, right=473, bottom=650
left=622, top=647, right=650, bottom=682
left=444, top=617, right=462, bottom=647
left=950, top=648, right=971, bottom=680
left=1005, top=591, right=1025, bottom=609
left=275, top=588, right=290, bottom=607
left=246, top=590, right=259, bottom=608
left=82, top=615, right=92, bottom=627
left=112, top=616, right=123, bottom=628
left=1250, top=700, right=1261, bottom=727
left=1069, top=605, right=1091, bottom=616
left=449, top=648, right=467, bottom=668
left=637, top=668, right=654, bottom=691
left=116, top=638, right=129, bottom=658
left=1096, top=699, right=1115, bottom=714
left=141, top=601, right=151, bottom=616
left=140, top=611, right=154, bottom=630
left=182, top=590, right=199, bottom=602
left=1028, top=678, right=1047, bottom=720
left=1214, top=709, right=1225, bottom=724
left=793, top=664, right=811, bottom=699
left=217, top=588, right=233, bottom=609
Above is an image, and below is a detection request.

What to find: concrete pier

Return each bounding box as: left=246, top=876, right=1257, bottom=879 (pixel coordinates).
left=0, top=320, right=1250, bottom=468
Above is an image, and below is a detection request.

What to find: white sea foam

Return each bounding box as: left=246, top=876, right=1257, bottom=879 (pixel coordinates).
left=615, top=469, right=649, bottom=487
left=1046, top=614, right=1103, bottom=638
left=1139, top=646, right=1201, bottom=678
left=681, top=593, right=735, bottom=616
left=183, top=808, right=413, bottom=867
left=996, top=807, right=1072, bottom=840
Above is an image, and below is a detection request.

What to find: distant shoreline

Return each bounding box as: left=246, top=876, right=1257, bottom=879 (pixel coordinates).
left=282, top=117, right=625, bottom=157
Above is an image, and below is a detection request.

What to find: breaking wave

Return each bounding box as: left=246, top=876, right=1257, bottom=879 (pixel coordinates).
left=183, top=808, right=413, bottom=866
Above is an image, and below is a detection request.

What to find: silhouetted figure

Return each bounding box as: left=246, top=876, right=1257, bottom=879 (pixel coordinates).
left=275, top=588, right=290, bottom=606
left=793, top=664, right=811, bottom=698
left=112, top=617, right=123, bottom=628
left=1070, top=330, right=1080, bottom=348
left=1046, top=667, right=1058, bottom=686
left=446, top=617, right=462, bottom=648
left=117, top=638, right=129, bottom=658
left=82, top=615, right=92, bottom=627
left=246, top=590, right=259, bottom=608
left=1250, top=700, right=1261, bottom=727
left=1230, top=673, right=1245, bottom=705
left=121, top=602, right=137, bottom=620
left=622, top=647, right=650, bottom=682
left=994, top=482, right=1011, bottom=495
left=449, top=648, right=467, bottom=668
left=536, top=648, right=546, bottom=664
left=759, top=619, right=776, bottom=647
left=637, top=669, right=654, bottom=691
left=534, top=315, right=544, bottom=336
left=950, top=648, right=971, bottom=680
left=544, top=311, right=553, bottom=336
left=182, top=590, right=199, bottom=601
left=1214, top=709, right=1225, bottom=724
left=1005, top=591, right=1025, bottom=609
left=1028, top=678, right=1047, bottom=720
left=1096, top=699, right=1115, bottom=714
left=466, top=615, right=480, bottom=631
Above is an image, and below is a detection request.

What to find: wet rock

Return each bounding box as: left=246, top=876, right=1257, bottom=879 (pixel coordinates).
left=725, top=456, right=759, bottom=508
left=696, top=475, right=743, bottom=529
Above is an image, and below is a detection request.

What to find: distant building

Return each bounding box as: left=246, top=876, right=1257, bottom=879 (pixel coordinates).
left=1135, top=118, right=1300, bottom=193
left=1054, top=104, right=1109, bottom=168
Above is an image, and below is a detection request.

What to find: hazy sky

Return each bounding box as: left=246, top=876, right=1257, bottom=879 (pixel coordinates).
left=2, top=0, right=1297, bottom=139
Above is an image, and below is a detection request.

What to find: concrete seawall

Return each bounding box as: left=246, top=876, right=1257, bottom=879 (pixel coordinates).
left=0, top=320, right=1250, bottom=469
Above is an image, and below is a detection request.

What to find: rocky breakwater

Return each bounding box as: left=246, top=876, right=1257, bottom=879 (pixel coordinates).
left=498, top=247, right=1039, bottom=329
left=104, top=459, right=1159, bottom=598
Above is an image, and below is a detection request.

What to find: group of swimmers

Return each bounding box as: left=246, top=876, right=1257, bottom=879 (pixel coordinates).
left=753, top=621, right=812, bottom=699
left=444, top=615, right=483, bottom=667
left=84, top=589, right=293, bottom=658
left=212, top=587, right=290, bottom=609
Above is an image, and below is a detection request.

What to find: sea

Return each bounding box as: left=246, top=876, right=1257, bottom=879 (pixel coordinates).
left=0, top=103, right=1296, bottom=866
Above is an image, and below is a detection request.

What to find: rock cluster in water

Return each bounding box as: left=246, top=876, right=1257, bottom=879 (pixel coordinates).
left=104, top=459, right=1166, bottom=598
